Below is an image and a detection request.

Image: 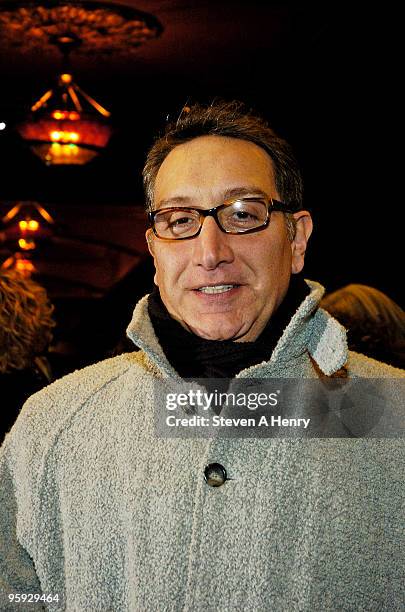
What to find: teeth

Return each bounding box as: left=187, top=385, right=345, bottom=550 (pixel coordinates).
left=198, top=284, right=236, bottom=294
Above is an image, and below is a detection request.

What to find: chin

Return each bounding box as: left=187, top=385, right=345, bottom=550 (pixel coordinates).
left=187, top=319, right=247, bottom=341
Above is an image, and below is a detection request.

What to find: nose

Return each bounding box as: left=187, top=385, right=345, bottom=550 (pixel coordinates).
left=191, top=216, right=234, bottom=270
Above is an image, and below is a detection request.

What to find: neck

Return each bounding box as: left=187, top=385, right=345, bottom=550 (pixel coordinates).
left=147, top=274, right=310, bottom=378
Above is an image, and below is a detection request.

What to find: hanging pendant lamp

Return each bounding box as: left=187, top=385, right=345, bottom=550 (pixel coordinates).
left=17, top=49, right=114, bottom=165
left=1, top=201, right=55, bottom=275
left=0, top=1, right=163, bottom=165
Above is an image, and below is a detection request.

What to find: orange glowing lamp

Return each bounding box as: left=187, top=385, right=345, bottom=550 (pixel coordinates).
left=17, top=72, right=113, bottom=165
left=1, top=253, right=37, bottom=277
left=18, top=238, right=36, bottom=251
left=1, top=203, right=55, bottom=274
left=19, top=219, right=40, bottom=232
left=15, top=258, right=36, bottom=274
left=1, top=202, right=54, bottom=246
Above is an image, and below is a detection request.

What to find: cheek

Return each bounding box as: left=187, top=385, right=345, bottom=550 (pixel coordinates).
left=153, top=249, right=186, bottom=289
left=277, top=238, right=293, bottom=270
left=252, top=234, right=291, bottom=275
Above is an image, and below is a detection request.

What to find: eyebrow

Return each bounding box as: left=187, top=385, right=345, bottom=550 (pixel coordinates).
left=156, top=186, right=269, bottom=209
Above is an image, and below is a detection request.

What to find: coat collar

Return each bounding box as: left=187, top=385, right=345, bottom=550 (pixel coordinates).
left=126, top=279, right=348, bottom=378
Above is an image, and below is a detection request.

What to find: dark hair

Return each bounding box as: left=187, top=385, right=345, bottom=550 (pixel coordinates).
left=143, top=100, right=303, bottom=213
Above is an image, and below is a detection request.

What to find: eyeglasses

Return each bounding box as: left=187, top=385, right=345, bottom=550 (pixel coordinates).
left=148, top=196, right=295, bottom=240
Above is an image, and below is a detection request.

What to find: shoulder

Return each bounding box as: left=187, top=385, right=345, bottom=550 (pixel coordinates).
left=4, top=351, right=157, bottom=452
left=25, top=352, right=136, bottom=408
left=308, top=307, right=405, bottom=378
left=347, top=351, right=405, bottom=378
left=1, top=350, right=163, bottom=486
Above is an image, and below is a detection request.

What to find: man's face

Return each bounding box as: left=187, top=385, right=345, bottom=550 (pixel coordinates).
left=147, top=135, right=312, bottom=341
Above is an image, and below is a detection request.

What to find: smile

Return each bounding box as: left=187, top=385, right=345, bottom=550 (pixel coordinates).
left=197, top=284, right=239, bottom=294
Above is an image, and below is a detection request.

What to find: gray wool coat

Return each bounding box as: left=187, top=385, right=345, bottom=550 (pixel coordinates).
left=0, top=280, right=404, bottom=612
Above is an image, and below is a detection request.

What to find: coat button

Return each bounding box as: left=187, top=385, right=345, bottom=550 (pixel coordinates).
left=204, top=463, right=227, bottom=487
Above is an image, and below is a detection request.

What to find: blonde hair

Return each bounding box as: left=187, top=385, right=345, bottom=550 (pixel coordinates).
left=0, top=270, right=55, bottom=374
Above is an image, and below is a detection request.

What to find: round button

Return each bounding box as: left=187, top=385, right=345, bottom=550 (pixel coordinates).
left=204, top=463, right=227, bottom=487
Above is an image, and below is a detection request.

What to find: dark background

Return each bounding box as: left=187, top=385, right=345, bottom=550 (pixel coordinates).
left=0, top=1, right=402, bottom=369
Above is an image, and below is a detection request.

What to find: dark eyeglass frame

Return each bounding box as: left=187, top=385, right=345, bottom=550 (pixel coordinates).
left=148, top=196, right=296, bottom=241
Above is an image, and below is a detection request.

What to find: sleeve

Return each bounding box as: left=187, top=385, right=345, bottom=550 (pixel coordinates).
left=0, top=441, right=45, bottom=611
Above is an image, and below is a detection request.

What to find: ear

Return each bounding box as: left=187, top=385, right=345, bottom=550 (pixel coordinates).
left=290, top=211, right=313, bottom=274
left=145, top=229, right=159, bottom=285
left=145, top=228, right=155, bottom=257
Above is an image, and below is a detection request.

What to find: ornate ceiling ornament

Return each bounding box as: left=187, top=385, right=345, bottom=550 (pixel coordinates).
left=0, top=1, right=163, bottom=57
left=0, top=1, right=163, bottom=164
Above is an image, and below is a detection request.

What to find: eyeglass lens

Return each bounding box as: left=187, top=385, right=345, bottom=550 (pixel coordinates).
left=153, top=199, right=268, bottom=239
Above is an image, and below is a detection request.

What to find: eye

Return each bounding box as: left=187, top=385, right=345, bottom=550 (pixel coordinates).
left=167, top=212, right=198, bottom=235
left=230, top=201, right=264, bottom=222
left=219, top=199, right=267, bottom=231
left=168, top=214, right=195, bottom=227
left=154, top=208, right=200, bottom=237
left=232, top=210, right=258, bottom=221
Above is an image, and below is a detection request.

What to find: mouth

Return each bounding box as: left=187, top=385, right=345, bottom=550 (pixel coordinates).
left=193, top=284, right=241, bottom=295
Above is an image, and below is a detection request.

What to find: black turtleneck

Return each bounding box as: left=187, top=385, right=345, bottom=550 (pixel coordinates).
left=147, top=275, right=310, bottom=379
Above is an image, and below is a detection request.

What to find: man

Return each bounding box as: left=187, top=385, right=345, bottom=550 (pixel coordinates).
left=1, top=101, right=404, bottom=611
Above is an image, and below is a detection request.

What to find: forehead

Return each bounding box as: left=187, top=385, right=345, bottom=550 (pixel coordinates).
left=154, top=135, right=277, bottom=206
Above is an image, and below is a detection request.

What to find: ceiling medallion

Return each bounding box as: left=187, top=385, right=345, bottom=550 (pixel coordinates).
left=0, top=1, right=163, bottom=57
